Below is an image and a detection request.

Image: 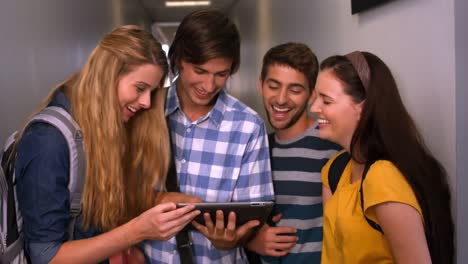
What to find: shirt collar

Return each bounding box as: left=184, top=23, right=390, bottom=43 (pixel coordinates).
left=49, top=88, right=71, bottom=112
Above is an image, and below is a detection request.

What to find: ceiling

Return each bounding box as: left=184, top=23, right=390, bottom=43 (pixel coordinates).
left=141, top=0, right=238, bottom=44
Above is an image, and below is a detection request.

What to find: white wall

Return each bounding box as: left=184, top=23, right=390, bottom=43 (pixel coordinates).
left=0, top=0, right=152, bottom=143
left=455, top=0, right=468, bottom=261
left=230, top=0, right=463, bottom=262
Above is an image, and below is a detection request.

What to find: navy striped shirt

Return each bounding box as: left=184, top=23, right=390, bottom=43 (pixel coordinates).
left=262, top=124, right=341, bottom=264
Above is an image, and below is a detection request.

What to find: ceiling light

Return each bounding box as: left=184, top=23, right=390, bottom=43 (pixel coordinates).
left=165, top=1, right=211, bottom=7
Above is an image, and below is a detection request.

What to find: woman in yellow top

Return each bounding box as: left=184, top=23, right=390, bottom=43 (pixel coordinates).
left=310, top=51, right=454, bottom=263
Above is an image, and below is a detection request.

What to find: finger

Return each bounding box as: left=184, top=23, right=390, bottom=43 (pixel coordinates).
left=126, top=247, right=145, bottom=264
left=266, top=248, right=290, bottom=257
left=156, top=204, right=196, bottom=224
left=153, top=202, right=177, bottom=213
left=188, top=196, right=203, bottom=203
left=203, top=212, right=215, bottom=230
left=226, top=211, right=237, bottom=237
left=270, top=241, right=297, bottom=250
left=165, top=214, right=198, bottom=237
left=236, top=219, right=260, bottom=238
left=272, top=213, right=283, bottom=223
left=164, top=209, right=201, bottom=231
left=191, top=220, right=206, bottom=233
left=215, top=210, right=225, bottom=236
left=109, top=251, right=126, bottom=264
left=192, top=221, right=206, bottom=230
left=272, top=234, right=298, bottom=243
left=270, top=226, right=297, bottom=235
left=172, top=204, right=197, bottom=216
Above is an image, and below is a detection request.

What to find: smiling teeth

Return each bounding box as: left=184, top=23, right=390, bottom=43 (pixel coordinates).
left=127, top=106, right=136, bottom=113
left=273, top=106, right=289, bottom=112
left=318, top=118, right=330, bottom=124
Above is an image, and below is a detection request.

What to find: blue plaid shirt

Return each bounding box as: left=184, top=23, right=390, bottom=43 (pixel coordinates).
left=144, top=83, right=274, bottom=263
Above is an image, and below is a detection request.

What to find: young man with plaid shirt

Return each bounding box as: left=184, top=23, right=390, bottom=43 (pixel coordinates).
left=144, top=9, right=274, bottom=264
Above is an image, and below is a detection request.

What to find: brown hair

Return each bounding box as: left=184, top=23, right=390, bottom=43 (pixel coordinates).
left=261, top=42, right=319, bottom=90
left=321, top=52, right=454, bottom=263
left=168, top=8, right=240, bottom=75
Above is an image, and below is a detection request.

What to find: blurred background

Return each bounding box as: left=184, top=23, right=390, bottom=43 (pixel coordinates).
left=0, top=1, right=466, bottom=261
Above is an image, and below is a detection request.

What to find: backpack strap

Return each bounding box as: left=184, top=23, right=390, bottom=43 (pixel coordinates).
left=328, top=152, right=351, bottom=193
left=28, top=106, right=85, bottom=240
left=0, top=132, right=17, bottom=196
left=267, top=133, right=275, bottom=154
left=1, top=132, right=24, bottom=263
left=327, top=152, right=383, bottom=233
left=360, top=163, right=383, bottom=233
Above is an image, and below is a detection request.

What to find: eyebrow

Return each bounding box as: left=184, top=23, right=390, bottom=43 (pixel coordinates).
left=135, top=81, right=150, bottom=87
left=288, top=83, right=305, bottom=89
left=266, top=78, right=305, bottom=89
left=195, top=65, right=230, bottom=75
left=318, top=92, right=333, bottom=100
left=266, top=79, right=281, bottom=85
left=136, top=81, right=159, bottom=90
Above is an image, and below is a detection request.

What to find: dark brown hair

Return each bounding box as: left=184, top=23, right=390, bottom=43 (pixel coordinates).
left=261, top=42, right=319, bottom=90
left=168, top=8, right=240, bottom=75
left=321, top=52, right=454, bottom=263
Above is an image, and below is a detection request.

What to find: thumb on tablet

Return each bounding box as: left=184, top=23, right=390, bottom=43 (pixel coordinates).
left=272, top=213, right=283, bottom=223
left=237, top=219, right=260, bottom=237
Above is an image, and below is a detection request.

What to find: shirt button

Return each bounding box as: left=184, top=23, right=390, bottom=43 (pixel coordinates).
left=181, top=159, right=186, bottom=163
left=187, top=128, right=191, bottom=133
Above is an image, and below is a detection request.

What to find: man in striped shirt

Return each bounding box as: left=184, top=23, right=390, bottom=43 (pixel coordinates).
left=246, top=43, right=341, bottom=263
left=144, top=9, right=274, bottom=263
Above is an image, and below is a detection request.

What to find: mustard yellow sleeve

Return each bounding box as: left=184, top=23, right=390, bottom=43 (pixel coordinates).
left=321, top=150, right=348, bottom=189
left=363, top=160, right=423, bottom=222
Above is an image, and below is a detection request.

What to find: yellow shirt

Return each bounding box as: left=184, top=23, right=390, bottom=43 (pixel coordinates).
left=321, top=152, right=423, bottom=264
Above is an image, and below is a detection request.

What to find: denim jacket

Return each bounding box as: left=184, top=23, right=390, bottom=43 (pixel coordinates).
left=15, top=90, right=103, bottom=263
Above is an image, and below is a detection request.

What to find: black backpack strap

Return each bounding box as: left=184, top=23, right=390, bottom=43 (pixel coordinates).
left=328, top=152, right=351, bottom=193
left=360, top=163, right=383, bottom=233
left=166, top=132, right=194, bottom=264
left=164, top=89, right=194, bottom=264
left=267, top=133, right=275, bottom=154
left=1, top=132, right=22, bottom=261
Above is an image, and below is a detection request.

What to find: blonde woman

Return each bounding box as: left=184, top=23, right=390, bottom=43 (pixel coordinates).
left=14, top=25, right=200, bottom=263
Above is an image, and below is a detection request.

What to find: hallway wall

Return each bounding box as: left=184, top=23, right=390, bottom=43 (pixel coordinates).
left=0, top=0, right=152, bottom=143
left=455, top=0, right=468, bottom=261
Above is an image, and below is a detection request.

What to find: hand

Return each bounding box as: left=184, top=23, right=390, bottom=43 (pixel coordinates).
left=155, top=192, right=202, bottom=204
left=192, top=210, right=260, bottom=250
left=109, top=247, right=145, bottom=264
left=246, top=214, right=298, bottom=257
left=132, top=202, right=200, bottom=241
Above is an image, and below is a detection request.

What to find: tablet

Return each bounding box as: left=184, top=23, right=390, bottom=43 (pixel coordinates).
left=177, top=201, right=274, bottom=228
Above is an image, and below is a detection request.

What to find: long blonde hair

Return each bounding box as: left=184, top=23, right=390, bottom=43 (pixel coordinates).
left=16, top=25, right=170, bottom=231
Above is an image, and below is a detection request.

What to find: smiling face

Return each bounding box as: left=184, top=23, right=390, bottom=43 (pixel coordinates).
left=260, top=64, right=312, bottom=138
left=117, top=63, right=164, bottom=122
left=176, top=57, right=232, bottom=120
left=310, top=69, right=363, bottom=150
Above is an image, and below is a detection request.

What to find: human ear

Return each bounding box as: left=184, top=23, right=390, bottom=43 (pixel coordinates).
left=354, top=100, right=365, bottom=120
left=258, top=77, right=264, bottom=94
left=308, top=90, right=317, bottom=104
